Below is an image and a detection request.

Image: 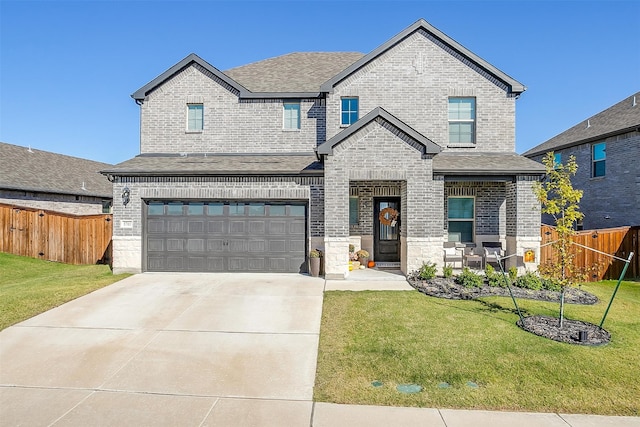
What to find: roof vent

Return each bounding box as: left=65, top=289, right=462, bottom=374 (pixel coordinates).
left=586, top=119, right=591, bottom=129
left=633, top=95, right=637, bottom=107
left=27, top=145, right=33, bottom=153
left=81, top=181, right=87, bottom=191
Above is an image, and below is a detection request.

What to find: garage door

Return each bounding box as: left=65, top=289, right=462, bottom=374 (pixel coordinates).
left=145, top=201, right=307, bottom=273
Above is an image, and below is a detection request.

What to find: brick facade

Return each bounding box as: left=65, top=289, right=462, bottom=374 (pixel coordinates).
left=530, top=131, right=640, bottom=229
left=111, top=20, right=541, bottom=276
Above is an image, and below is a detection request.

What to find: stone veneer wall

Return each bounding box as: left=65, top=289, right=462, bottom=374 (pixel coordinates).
left=110, top=175, right=323, bottom=274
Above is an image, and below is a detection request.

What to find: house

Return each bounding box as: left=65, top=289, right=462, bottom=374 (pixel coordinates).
left=0, top=142, right=113, bottom=215
left=102, top=19, right=545, bottom=278
left=524, top=92, right=640, bottom=230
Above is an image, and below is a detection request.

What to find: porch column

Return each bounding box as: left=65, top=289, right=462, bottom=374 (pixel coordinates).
left=506, top=176, right=541, bottom=273
left=323, top=157, right=350, bottom=279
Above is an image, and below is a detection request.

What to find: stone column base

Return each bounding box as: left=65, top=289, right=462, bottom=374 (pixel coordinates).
left=324, top=237, right=350, bottom=280
left=112, top=236, right=142, bottom=274
left=404, top=236, right=447, bottom=274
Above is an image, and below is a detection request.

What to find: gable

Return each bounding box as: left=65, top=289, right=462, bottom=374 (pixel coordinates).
left=321, top=19, right=525, bottom=96
left=318, top=107, right=441, bottom=157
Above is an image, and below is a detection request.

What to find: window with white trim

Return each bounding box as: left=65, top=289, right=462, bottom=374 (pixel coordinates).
left=592, top=142, right=606, bottom=177
left=341, top=97, right=359, bottom=126
left=187, top=104, right=203, bottom=131
left=283, top=102, right=301, bottom=130
left=447, top=197, right=474, bottom=242
left=448, top=97, right=475, bottom=144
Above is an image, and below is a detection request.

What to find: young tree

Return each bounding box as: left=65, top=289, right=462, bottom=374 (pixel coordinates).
left=533, top=152, right=585, bottom=327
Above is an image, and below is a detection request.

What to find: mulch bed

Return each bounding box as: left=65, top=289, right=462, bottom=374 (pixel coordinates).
left=407, top=274, right=610, bottom=345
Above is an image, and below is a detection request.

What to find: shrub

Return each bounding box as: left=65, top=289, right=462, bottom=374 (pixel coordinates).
left=356, top=249, right=369, bottom=258
left=514, top=271, right=542, bottom=290
left=541, top=277, right=562, bottom=292
left=442, top=264, right=454, bottom=279
left=455, top=268, right=483, bottom=288
left=508, top=267, right=518, bottom=283
left=309, top=249, right=321, bottom=258
left=419, top=262, right=437, bottom=280
left=485, top=264, right=507, bottom=288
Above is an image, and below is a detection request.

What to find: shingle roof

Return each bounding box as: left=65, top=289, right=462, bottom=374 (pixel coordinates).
left=224, top=52, right=364, bottom=93
left=524, top=91, right=640, bottom=157
left=102, top=153, right=322, bottom=176
left=0, top=142, right=113, bottom=198
left=433, top=152, right=546, bottom=175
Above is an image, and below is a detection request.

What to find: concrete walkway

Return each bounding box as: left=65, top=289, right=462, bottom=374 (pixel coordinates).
left=1, top=272, right=638, bottom=426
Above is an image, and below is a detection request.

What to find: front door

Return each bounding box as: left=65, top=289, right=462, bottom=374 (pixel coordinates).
left=374, top=198, right=400, bottom=262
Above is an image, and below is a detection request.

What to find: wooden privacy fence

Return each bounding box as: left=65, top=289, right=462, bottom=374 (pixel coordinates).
left=541, top=224, right=639, bottom=281
left=0, top=203, right=112, bottom=265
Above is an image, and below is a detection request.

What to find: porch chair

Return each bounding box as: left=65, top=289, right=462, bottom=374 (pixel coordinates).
left=482, top=242, right=505, bottom=269
left=443, top=242, right=464, bottom=268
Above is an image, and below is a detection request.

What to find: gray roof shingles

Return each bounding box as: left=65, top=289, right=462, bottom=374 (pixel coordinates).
left=524, top=91, right=640, bottom=157
left=433, top=152, right=546, bottom=175
left=224, top=52, right=364, bottom=93
left=102, top=153, right=323, bottom=176
left=0, top=142, right=113, bottom=198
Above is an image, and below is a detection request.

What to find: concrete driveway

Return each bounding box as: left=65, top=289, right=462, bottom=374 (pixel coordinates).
left=0, top=273, right=325, bottom=426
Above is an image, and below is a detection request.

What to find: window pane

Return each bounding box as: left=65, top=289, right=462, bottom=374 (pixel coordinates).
left=229, top=203, right=245, bottom=215
left=593, top=143, right=606, bottom=161
left=283, top=102, right=300, bottom=129
left=187, top=202, right=204, bottom=215
left=449, top=122, right=474, bottom=144
left=269, top=205, right=286, bottom=216
left=167, top=202, right=183, bottom=215
left=207, top=203, right=224, bottom=215
left=148, top=202, right=164, bottom=215
left=341, top=97, right=358, bottom=125
left=289, top=205, right=305, bottom=216
left=248, top=203, right=265, bottom=216
left=188, top=104, right=203, bottom=131
left=448, top=221, right=473, bottom=242
left=593, top=160, right=605, bottom=177
left=449, top=98, right=475, bottom=120
left=349, top=197, right=359, bottom=225
left=554, top=153, right=562, bottom=168
left=448, top=198, right=474, bottom=219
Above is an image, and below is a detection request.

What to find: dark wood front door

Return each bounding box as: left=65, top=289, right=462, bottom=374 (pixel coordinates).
left=374, top=198, right=400, bottom=262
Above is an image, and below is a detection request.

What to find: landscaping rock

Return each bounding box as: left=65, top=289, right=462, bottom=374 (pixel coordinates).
left=407, top=274, right=598, bottom=305
left=517, top=315, right=611, bottom=346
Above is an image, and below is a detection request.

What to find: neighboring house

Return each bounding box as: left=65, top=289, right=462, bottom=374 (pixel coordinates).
left=524, top=92, right=640, bottom=230
left=103, top=19, right=545, bottom=278
left=0, top=142, right=113, bottom=215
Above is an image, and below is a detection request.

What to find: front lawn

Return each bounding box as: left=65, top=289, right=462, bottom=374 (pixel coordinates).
left=0, top=252, right=130, bottom=330
left=314, top=281, right=640, bottom=416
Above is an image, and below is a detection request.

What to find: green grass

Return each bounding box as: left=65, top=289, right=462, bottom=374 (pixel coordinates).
left=315, top=281, right=640, bottom=415
left=0, top=252, right=130, bottom=330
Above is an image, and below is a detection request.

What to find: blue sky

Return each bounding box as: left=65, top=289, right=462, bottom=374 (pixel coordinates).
left=1, top=0, right=638, bottom=165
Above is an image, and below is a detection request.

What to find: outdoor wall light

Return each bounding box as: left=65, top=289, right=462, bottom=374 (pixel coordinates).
left=122, top=187, right=130, bottom=206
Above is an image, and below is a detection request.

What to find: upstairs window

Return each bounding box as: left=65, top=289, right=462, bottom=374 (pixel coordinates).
left=447, top=197, right=474, bottom=242
left=448, top=97, right=475, bottom=144
left=187, top=104, right=203, bottom=131
left=592, top=142, right=606, bottom=177
left=341, top=97, right=359, bottom=126
left=553, top=152, right=562, bottom=169
left=283, top=102, right=301, bottom=130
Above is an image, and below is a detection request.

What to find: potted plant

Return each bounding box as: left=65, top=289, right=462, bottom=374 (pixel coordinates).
left=356, top=249, right=369, bottom=267
left=309, top=249, right=321, bottom=277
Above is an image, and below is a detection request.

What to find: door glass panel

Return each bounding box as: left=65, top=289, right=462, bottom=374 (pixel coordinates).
left=378, top=201, right=399, bottom=240
left=248, top=203, right=265, bottom=216
left=187, top=202, right=204, bottom=215
left=269, top=205, right=286, bottom=216
left=207, top=203, right=224, bottom=215
left=229, top=203, right=245, bottom=216
left=148, top=202, right=164, bottom=215
left=289, top=205, right=305, bottom=216
left=167, top=202, right=183, bottom=215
